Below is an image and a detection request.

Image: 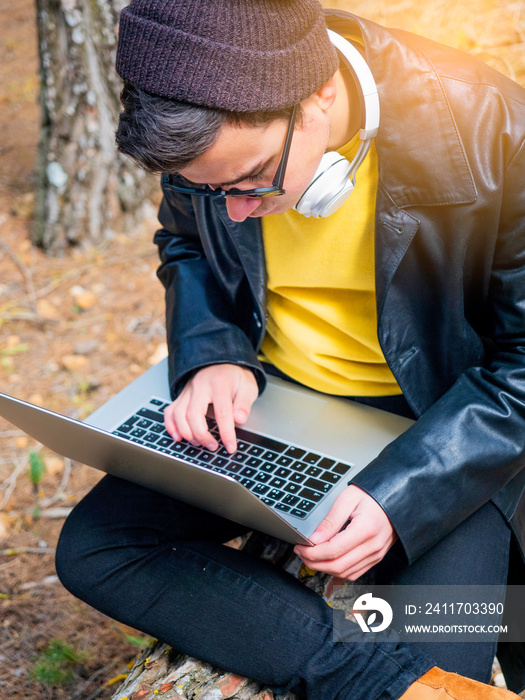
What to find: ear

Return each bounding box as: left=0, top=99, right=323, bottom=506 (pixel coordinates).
left=301, top=72, right=338, bottom=114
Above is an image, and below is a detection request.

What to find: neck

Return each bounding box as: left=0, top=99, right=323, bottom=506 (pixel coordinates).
left=327, top=67, right=361, bottom=150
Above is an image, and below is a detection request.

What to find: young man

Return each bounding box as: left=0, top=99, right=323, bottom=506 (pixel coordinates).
left=56, top=1, right=525, bottom=698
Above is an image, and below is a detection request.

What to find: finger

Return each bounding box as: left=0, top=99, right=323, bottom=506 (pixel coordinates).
left=306, top=489, right=360, bottom=545
left=212, top=392, right=237, bottom=453
left=186, top=396, right=218, bottom=450
left=163, top=403, right=182, bottom=442
left=232, top=371, right=258, bottom=425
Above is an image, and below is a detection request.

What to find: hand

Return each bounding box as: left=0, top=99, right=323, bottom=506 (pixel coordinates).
left=163, top=364, right=258, bottom=453
left=294, top=485, right=397, bottom=580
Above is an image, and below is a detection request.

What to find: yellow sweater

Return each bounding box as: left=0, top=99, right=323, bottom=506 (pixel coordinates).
left=260, top=131, right=401, bottom=397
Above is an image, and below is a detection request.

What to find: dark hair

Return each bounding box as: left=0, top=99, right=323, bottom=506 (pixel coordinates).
left=115, top=83, right=303, bottom=174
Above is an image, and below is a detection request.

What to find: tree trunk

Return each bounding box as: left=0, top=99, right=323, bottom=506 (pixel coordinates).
left=110, top=532, right=361, bottom=700
left=34, top=0, right=156, bottom=252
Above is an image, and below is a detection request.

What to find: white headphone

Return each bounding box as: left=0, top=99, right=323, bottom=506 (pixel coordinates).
left=294, top=29, right=380, bottom=218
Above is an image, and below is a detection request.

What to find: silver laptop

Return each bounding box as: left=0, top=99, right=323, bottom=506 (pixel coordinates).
left=0, top=358, right=413, bottom=545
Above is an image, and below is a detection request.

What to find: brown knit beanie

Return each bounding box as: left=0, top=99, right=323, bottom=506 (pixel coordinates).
left=116, top=0, right=339, bottom=112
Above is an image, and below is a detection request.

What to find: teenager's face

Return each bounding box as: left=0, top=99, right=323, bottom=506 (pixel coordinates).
left=178, top=91, right=335, bottom=222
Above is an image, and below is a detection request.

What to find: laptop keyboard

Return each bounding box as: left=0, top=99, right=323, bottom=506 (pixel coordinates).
left=111, top=397, right=353, bottom=520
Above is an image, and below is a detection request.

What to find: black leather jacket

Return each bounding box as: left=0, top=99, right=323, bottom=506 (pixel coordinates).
left=153, top=12, right=525, bottom=569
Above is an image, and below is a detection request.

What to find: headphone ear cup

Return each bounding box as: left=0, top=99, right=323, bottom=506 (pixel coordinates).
left=295, top=151, right=354, bottom=217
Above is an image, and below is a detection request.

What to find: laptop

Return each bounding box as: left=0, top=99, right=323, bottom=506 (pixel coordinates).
left=0, top=358, right=413, bottom=545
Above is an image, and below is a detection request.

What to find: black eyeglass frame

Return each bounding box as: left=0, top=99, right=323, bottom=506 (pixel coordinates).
left=161, top=105, right=297, bottom=199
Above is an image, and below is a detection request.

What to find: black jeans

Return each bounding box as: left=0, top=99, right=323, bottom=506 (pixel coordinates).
left=55, top=473, right=510, bottom=700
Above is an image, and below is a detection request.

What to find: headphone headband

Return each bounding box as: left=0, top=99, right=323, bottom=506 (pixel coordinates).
left=294, top=31, right=380, bottom=217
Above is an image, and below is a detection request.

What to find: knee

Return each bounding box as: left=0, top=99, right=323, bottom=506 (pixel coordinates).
left=55, top=501, right=105, bottom=600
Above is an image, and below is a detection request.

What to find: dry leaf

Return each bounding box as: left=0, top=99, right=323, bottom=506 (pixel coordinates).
left=37, top=299, right=60, bottom=320
left=62, top=355, right=88, bottom=371
left=0, top=514, right=11, bottom=542
left=28, top=394, right=44, bottom=406
left=70, top=285, right=97, bottom=310
left=45, top=456, right=64, bottom=476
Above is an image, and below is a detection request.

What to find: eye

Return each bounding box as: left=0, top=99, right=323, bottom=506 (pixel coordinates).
left=247, top=170, right=268, bottom=183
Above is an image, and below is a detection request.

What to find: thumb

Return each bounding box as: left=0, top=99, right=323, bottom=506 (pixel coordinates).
left=232, top=373, right=258, bottom=424
left=309, top=489, right=358, bottom=544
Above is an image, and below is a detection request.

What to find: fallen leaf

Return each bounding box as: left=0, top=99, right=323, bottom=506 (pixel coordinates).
left=0, top=514, right=11, bottom=542
left=37, top=299, right=60, bottom=320
left=15, top=436, right=29, bottom=448
left=45, top=456, right=64, bottom=476
left=62, top=355, right=88, bottom=371
left=28, top=394, right=44, bottom=406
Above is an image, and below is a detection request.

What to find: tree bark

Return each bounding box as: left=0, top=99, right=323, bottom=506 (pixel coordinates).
left=34, top=0, right=156, bottom=252
left=110, top=532, right=361, bottom=700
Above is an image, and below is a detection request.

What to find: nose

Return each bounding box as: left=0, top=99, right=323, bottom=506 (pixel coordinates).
left=225, top=196, right=262, bottom=222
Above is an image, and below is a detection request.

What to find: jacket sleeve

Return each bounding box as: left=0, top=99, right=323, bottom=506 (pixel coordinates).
left=154, top=189, right=266, bottom=399
left=352, top=139, right=525, bottom=564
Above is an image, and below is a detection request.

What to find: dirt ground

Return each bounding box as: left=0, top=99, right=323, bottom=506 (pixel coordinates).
left=0, top=0, right=524, bottom=698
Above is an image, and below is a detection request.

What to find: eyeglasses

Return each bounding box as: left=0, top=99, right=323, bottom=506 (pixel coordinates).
left=161, top=105, right=297, bottom=199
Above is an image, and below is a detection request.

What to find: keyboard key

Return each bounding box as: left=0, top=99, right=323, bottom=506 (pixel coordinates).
left=236, top=441, right=250, bottom=452
left=150, top=423, right=164, bottom=434
left=170, top=442, right=186, bottom=453
left=318, top=457, right=335, bottom=470
left=284, top=446, right=306, bottom=459
left=284, top=482, right=302, bottom=494
left=320, top=471, right=341, bottom=484
left=261, top=497, right=276, bottom=507
left=282, top=494, right=299, bottom=506
left=305, top=466, right=322, bottom=477
left=304, top=477, right=332, bottom=493
left=276, top=456, right=293, bottom=467
left=252, top=483, right=270, bottom=496
left=298, top=487, right=324, bottom=503
left=157, top=436, right=174, bottom=448
left=267, top=488, right=285, bottom=501
left=184, top=446, right=201, bottom=458
left=303, top=452, right=321, bottom=465
left=248, top=446, right=265, bottom=457
left=232, top=453, right=248, bottom=463
left=260, top=462, right=277, bottom=473
left=333, top=462, right=352, bottom=475
left=136, top=418, right=153, bottom=429
left=212, top=456, right=229, bottom=467
left=196, top=451, right=213, bottom=463
left=246, top=457, right=262, bottom=468
left=130, top=428, right=146, bottom=438
left=240, top=466, right=257, bottom=478
left=269, top=477, right=287, bottom=489
left=131, top=437, right=145, bottom=444
left=116, top=416, right=139, bottom=431
left=290, top=461, right=308, bottom=472
left=226, top=462, right=243, bottom=474
left=290, top=508, right=307, bottom=519
left=275, top=503, right=291, bottom=513
left=274, top=467, right=291, bottom=479
left=254, top=472, right=272, bottom=483
left=297, top=499, right=316, bottom=512
left=137, top=407, right=165, bottom=423
left=262, top=450, right=279, bottom=461
left=235, top=427, right=287, bottom=453
left=289, top=472, right=306, bottom=484
left=240, top=477, right=255, bottom=488
left=149, top=398, right=164, bottom=406
left=144, top=432, right=160, bottom=443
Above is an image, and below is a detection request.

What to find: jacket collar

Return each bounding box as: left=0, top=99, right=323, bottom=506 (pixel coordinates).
left=325, top=10, right=477, bottom=209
